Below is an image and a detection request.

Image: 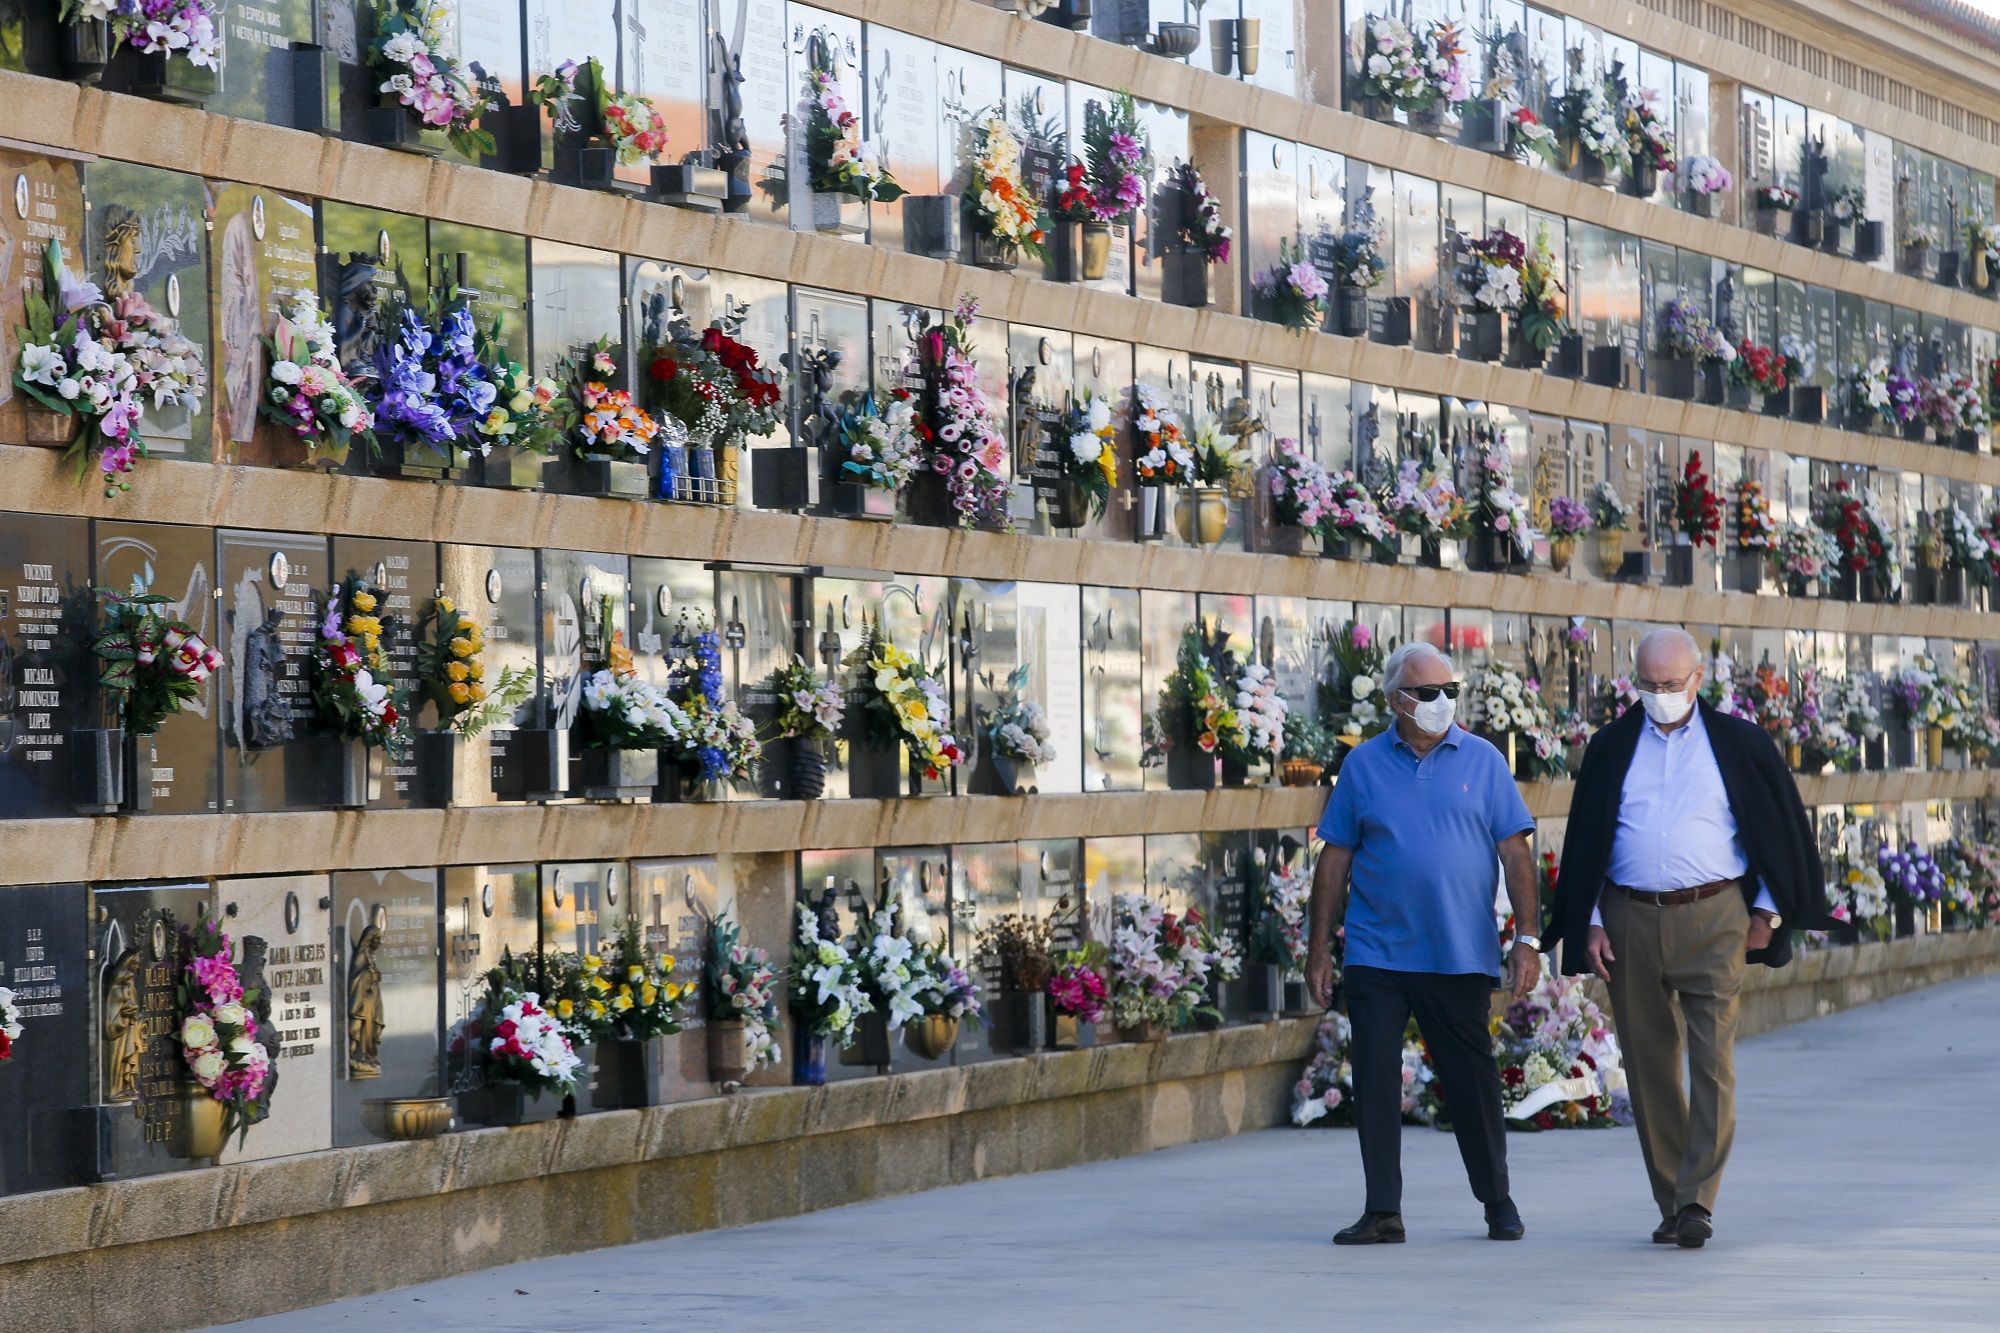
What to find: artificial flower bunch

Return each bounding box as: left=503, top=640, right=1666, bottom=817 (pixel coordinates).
left=1509, top=107, right=1560, bottom=165
left=1082, top=91, right=1150, bottom=221
left=1380, top=449, right=1471, bottom=543
left=1682, top=155, right=1732, bottom=196
left=1321, top=471, right=1395, bottom=552
left=1621, top=87, right=1675, bottom=176
left=645, top=315, right=784, bottom=448
left=1347, top=14, right=1426, bottom=108
left=1755, top=184, right=1799, bottom=211
left=91, top=589, right=222, bottom=736
left=1132, top=383, right=1193, bottom=486
left=1413, top=20, right=1470, bottom=113
left=470, top=315, right=567, bottom=456
left=563, top=339, right=658, bottom=462
left=1589, top=479, right=1630, bottom=533
left=1922, top=374, right=1985, bottom=437
left=1892, top=653, right=1961, bottom=734
left=1491, top=974, right=1628, bottom=1128
left=1323, top=619, right=1387, bottom=745
left=1793, top=666, right=1859, bottom=770
left=417, top=596, right=532, bottom=738
left=1734, top=477, right=1776, bottom=551
left=1673, top=450, right=1723, bottom=547
left=1825, top=850, right=1890, bottom=936
left=175, top=916, right=275, bottom=1146
left=1167, top=160, right=1232, bottom=263
left=1334, top=219, right=1386, bottom=290
left=472, top=966, right=583, bottom=1096
left=1547, top=494, right=1592, bottom=540
left=1157, top=624, right=1247, bottom=760
left=846, top=624, right=964, bottom=779
left=1744, top=662, right=1799, bottom=748
left=1935, top=504, right=1997, bottom=584
left=1831, top=671, right=1886, bottom=755
left=849, top=899, right=928, bottom=1029
left=1773, top=522, right=1839, bottom=590
left=1474, top=435, right=1536, bottom=561
left=977, top=913, right=1055, bottom=997
left=1472, top=663, right=1566, bottom=778
left=12, top=241, right=152, bottom=495
left=837, top=390, right=924, bottom=494
left=65, top=0, right=220, bottom=69
left=1465, top=226, right=1526, bottom=313
left=983, top=662, right=1058, bottom=767
left=768, top=656, right=845, bottom=741
left=1251, top=852, right=1311, bottom=976
left=1051, top=159, right=1094, bottom=225
left=1253, top=238, right=1330, bottom=330
left=659, top=614, right=763, bottom=785
left=580, top=662, right=688, bottom=751
left=1731, top=339, right=1789, bottom=397
left=915, top=296, right=1010, bottom=527
left=1107, top=893, right=1223, bottom=1032
left=1658, top=298, right=1734, bottom=362
left=1885, top=366, right=1923, bottom=427
left=1291, top=1009, right=1358, bottom=1125
left=312, top=577, right=406, bottom=751
left=366, top=0, right=495, bottom=158
left=527, top=58, right=585, bottom=133
left=1561, top=72, right=1630, bottom=173
left=1055, top=390, right=1118, bottom=521
left=964, top=114, right=1047, bottom=260
left=1265, top=435, right=1334, bottom=532
left=0, top=985, right=20, bottom=1062
left=601, top=82, right=669, bottom=166
left=791, top=901, right=872, bottom=1047
left=1819, top=478, right=1896, bottom=584
left=1847, top=358, right=1895, bottom=430
left=598, top=919, right=693, bottom=1041
left=909, top=938, right=983, bottom=1026
left=706, top=913, right=782, bottom=1070
left=806, top=60, right=902, bottom=202
left=1514, top=226, right=1570, bottom=351
left=369, top=302, right=491, bottom=468
left=261, top=295, right=374, bottom=458
left=1232, top=663, right=1290, bottom=766
left=1598, top=674, right=1641, bottom=720
left=1186, top=423, right=1245, bottom=491
left=1878, top=844, right=1946, bottom=910
left=1047, top=944, right=1109, bottom=1023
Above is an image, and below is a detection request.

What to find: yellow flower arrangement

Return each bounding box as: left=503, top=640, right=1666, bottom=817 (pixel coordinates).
left=849, top=626, right=966, bottom=779
left=418, top=594, right=534, bottom=739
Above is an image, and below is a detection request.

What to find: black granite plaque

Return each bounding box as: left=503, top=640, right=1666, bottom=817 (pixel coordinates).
left=95, top=520, right=221, bottom=814
left=331, top=867, right=443, bottom=1148
left=208, top=0, right=316, bottom=126
left=1202, top=829, right=1253, bottom=1021
left=0, top=881, right=91, bottom=1196
left=216, top=529, right=328, bottom=812
left=319, top=201, right=428, bottom=386
left=85, top=161, right=211, bottom=461
left=0, top=513, right=91, bottom=819
left=330, top=537, right=439, bottom=807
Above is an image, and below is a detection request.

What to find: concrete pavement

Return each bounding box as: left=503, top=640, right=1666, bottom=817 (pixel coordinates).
left=220, top=972, right=2000, bottom=1332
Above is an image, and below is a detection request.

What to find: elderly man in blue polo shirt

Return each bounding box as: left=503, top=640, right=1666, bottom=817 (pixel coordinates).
left=1304, top=641, right=1541, bottom=1246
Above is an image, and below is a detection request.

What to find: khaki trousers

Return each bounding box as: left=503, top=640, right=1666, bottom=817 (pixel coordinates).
left=1600, top=884, right=1749, bottom=1218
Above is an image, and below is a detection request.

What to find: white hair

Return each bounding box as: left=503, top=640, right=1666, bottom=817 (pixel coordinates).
left=1635, top=627, right=1700, bottom=669
left=1382, top=642, right=1455, bottom=697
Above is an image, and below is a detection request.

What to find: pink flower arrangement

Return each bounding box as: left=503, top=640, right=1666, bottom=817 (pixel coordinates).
left=1047, top=952, right=1108, bottom=1023
left=176, top=917, right=275, bottom=1147
left=367, top=0, right=495, bottom=158
left=914, top=296, right=1010, bottom=528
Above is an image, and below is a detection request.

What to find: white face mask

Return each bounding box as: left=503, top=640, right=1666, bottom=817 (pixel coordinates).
left=1639, top=688, right=1694, bottom=727
left=1408, top=692, right=1457, bottom=735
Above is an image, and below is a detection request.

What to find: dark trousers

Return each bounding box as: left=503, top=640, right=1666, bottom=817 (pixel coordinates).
left=1345, top=964, right=1509, bottom=1215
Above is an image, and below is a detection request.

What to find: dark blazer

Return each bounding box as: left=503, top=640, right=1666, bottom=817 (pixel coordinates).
left=1546, top=699, right=1833, bottom=975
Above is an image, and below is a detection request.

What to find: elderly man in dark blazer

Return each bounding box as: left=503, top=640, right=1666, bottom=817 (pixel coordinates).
left=1546, top=628, right=1828, bottom=1250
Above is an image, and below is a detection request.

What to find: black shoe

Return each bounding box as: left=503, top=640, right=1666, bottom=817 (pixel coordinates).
left=1675, top=1205, right=1713, bottom=1249
left=1485, top=1199, right=1525, bottom=1241
left=1333, top=1212, right=1407, bottom=1245
left=1651, top=1215, right=1679, bottom=1245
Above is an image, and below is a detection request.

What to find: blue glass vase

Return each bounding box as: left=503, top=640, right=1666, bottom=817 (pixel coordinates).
left=793, top=1029, right=827, bottom=1086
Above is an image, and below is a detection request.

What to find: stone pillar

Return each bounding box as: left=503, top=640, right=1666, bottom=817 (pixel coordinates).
left=1710, top=75, right=1743, bottom=228
left=1191, top=115, right=1244, bottom=316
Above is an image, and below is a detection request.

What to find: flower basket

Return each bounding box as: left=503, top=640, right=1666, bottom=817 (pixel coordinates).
left=1162, top=250, right=1211, bottom=308
left=456, top=1081, right=527, bottom=1127
left=903, top=1014, right=960, bottom=1061
left=1653, top=353, right=1697, bottom=400
left=1118, top=1020, right=1167, bottom=1044
left=109, top=45, right=217, bottom=106
left=1549, top=535, right=1574, bottom=573
left=1458, top=98, right=1507, bottom=153
left=1165, top=740, right=1216, bottom=790
left=1150, top=20, right=1200, bottom=57
left=708, top=1018, right=749, bottom=1086
left=1050, top=1014, right=1096, bottom=1049
left=1464, top=309, right=1506, bottom=363
left=838, top=1012, right=894, bottom=1068
left=363, top=99, right=445, bottom=157
left=593, top=1037, right=674, bottom=1109
left=580, top=746, right=660, bottom=802
left=1594, top=530, right=1628, bottom=579
left=1334, top=285, right=1370, bottom=338
left=1174, top=485, right=1229, bottom=545
left=1687, top=190, right=1718, bottom=219
left=169, top=1082, right=228, bottom=1161
left=1279, top=758, right=1322, bottom=787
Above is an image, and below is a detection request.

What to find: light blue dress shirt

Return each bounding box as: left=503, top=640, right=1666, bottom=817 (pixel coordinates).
left=1591, top=707, right=1777, bottom=926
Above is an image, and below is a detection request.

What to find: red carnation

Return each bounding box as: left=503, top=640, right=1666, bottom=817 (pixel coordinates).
left=650, top=356, right=677, bottom=381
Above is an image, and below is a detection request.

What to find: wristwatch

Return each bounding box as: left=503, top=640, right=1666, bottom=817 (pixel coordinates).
left=1513, top=933, right=1542, bottom=951
left=1753, top=910, right=1782, bottom=928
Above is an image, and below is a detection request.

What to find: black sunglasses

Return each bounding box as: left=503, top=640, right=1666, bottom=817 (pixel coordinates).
left=1398, top=683, right=1461, bottom=702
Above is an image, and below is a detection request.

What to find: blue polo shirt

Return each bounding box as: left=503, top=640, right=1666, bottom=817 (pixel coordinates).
left=1317, top=722, right=1534, bottom=978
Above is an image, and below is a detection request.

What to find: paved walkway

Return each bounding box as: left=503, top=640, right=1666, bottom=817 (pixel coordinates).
left=220, top=973, right=2000, bottom=1332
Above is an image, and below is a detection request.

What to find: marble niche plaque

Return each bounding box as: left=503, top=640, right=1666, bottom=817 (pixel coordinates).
left=0, top=512, right=91, bottom=820
left=90, top=880, right=209, bottom=1180
left=440, top=864, right=558, bottom=1123
left=0, top=150, right=84, bottom=450
left=952, top=579, right=1020, bottom=796
left=539, top=549, right=630, bottom=797
left=215, top=874, right=335, bottom=1166
left=318, top=202, right=429, bottom=389
left=433, top=221, right=535, bottom=487
left=207, top=0, right=315, bottom=127
left=621, top=0, right=708, bottom=190
left=331, top=868, right=443, bottom=1148
left=1081, top=584, right=1142, bottom=792
left=206, top=184, right=320, bottom=468
left=441, top=543, right=539, bottom=804
left=712, top=0, right=790, bottom=220
left=545, top=859, right=621, bottom=1114
left=329, top=535, right=439, bottom=808
left=216, top=529, right=328, bottom=812
left=95, top=520, right=221, bottom=814
left=85, top=161, right=211, bottom=460
left=0, top=881, right=91, bottom=1196
left=1015, top=582, right=1083, bottom=795
left=866, top=25, right=940, bottom=256
left=628, top=857, right=723, bottom=1100
left=949, top=840, right=1019, bottom=1066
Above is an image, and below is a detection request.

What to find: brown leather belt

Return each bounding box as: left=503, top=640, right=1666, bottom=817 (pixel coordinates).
left=1607, top=878, right=1738, bottom=906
